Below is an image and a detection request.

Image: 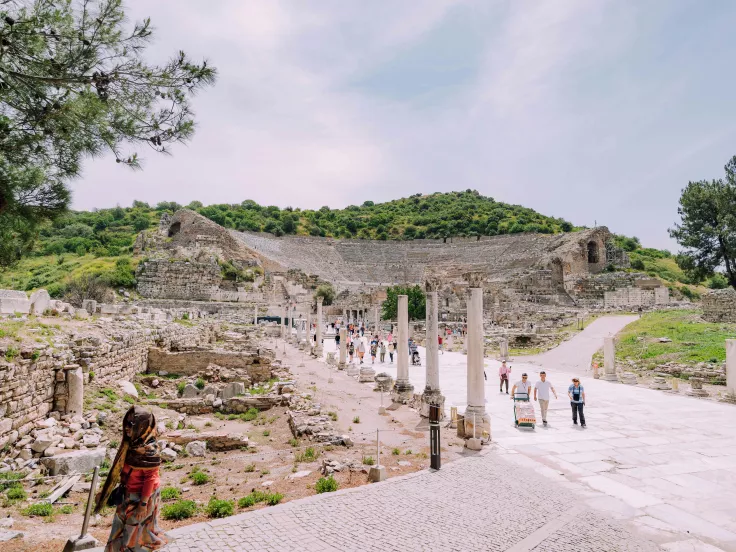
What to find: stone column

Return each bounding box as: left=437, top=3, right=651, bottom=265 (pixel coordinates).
left=306, top=313, right=312, bottom=351
left=726, top=340, right=736, bottom=399
left=280, top=304, right=286, bottom=340
left=392, top=294, right=414, bottom=402
left=463, top=274, right=489, bottom=446
left=343, top=309, right=347, bottom=324
left=296, top=315, right=303, bottom=345
left=315, top=297, right=324, bottom=356
left=421, top=280, right=445, bottom=418
left=499, top=338, right=509, bottom=361
left=338, top=328, right=347, bottom=370
left=254, top=303, right=258, bottom=325
left=374, top=306, right=380, bottom=336
left=66, top=365, right=84, bottom=416
left=601, top=337, right=618, bottom=381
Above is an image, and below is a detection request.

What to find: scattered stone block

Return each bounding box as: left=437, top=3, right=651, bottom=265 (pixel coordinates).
left=0, top=290, right=30, bottom=315
left=160, top=448, right=178, bottom=462
left=40, top=448, right=105, bottom=476
left=117, top=380, right=138, bottom=399
left=29, top=289, right=50, bottom=315
left=184, top=441, right=207, bottom=457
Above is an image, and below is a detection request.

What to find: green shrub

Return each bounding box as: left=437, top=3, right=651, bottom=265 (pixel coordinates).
left=241, top=407, right=259, bottom=422
left=315, top=476, right=338, bottom=494
left=265, top=492, right=283, bottom=506
left=190, top=471, right=210, bottom=485
left=177, top=382, right=186, bottom=396
left=327, top=411, right=338, bottom=421
left=160, top=486, right=181, bottom=501
left=5, top=485, right=27, bottom=501
left=23, top=503, right=53, bottom=517
left=238, top=490, right=281, bottom=508
left=362, top=456, right=375, bottom=466
left=161, top=500, right=197, bottom=520
left=59, top=504, right=74, bottom=514
left=195, top=377, right=206, bottom=390
left=205, top=497, right=234, bottom=518
left=294, top=447, right=318, bottom=463
left=262, top=430, right=270, bottom=437
left=244, top=463, right=256, bottom=473
left=392, top=448, right=400, bottom=455
left=288, top=438, right=299, bottom=447
left=352, top=416, right=360, bottom=424
left=0, top=472, right=25, bottom=491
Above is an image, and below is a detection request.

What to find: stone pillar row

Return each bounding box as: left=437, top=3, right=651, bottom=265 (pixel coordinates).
left=392, top=294, right=414, bottom=402
left=315, top=297, right=324, bottom=356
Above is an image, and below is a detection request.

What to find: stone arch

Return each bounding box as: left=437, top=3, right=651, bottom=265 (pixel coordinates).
left=168, top=222, right=181, bottom=238
left=587, top=241, right=599, bottom=264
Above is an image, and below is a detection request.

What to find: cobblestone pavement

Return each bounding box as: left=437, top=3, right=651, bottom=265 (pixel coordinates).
left=158, top=450, right=660, bottom=552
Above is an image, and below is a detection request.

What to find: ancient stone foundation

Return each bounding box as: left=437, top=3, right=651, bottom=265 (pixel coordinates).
left=703, top=289, right=736, bottom=322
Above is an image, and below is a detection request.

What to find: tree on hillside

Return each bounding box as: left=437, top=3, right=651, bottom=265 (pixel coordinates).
left=669, top=156, right=736, bottom=290
left=381, top=285, right=425, bottom=321
left=0, top=0, right=216, bottom=265
left=314, top=284, right=335, bottom=306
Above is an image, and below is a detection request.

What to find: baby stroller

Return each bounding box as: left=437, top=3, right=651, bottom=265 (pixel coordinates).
left=411, top=348, right=421, bottom=366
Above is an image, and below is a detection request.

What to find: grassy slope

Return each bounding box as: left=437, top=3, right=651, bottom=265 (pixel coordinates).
left=612, top=310, right=736, bottom=368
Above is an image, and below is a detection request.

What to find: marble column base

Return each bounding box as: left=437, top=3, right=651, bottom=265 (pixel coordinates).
left=315, top=345, right=324, bottom=357
left=719, top=392, right=736, bottom=404
left=419, top=389, right=445, bottom=419
left=358, top=366, right=376, bottom=383
left=391, top=380, right=414, bottom=404
left=337, top=361, right=346, bottom=371
left=461, top=407, right=490, bottom=441
left=600, top=372, right=619, bottom=382
left=346, top=364, right=361, bottom=377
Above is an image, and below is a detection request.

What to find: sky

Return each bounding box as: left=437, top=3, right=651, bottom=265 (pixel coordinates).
left=72, top=0, right=736, bottom=250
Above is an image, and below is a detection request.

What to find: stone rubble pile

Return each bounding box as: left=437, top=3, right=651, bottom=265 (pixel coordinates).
left=287, top=396, right=352, bottom=446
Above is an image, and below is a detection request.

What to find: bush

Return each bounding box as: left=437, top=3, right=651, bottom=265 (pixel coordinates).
left=237, top=490, right=282, bottom=508
left=160, top=486, right=181, bottom=501
left=265, top=492, right=283, bottom=506
left=205, top=497, right=234, bottom=519
left=59, top=504, right=74, bottom=514
left=241, top=407, right=259, bottom=422
left=707, top=273, right=729, bottom=289
left=315, top=476, right=339, bottom=494
left=190, top=471, right=210, bottom=485
left=262, top=430, right=270, bottom=437
left=295, top=447, right=318, bottom=463
left=314, top=284, right=335, bottom=306
left=177, top=382, right=186, bottom=396
left=244, top=463, right=256, bottom=473
left=363, top=456, right=375, bottom=466
left=23, top=503, right=53, bottom=517
left=352, top=416, right=360, bottom=424
left=630, top=258, right=645, bottom=270
left=161, top=500, right=197, bottom=520
left=194, top=377, right=206, bottom=390
left=392, top=448, right=400, bottom=456
left=5, top=485, right=27, bottom=501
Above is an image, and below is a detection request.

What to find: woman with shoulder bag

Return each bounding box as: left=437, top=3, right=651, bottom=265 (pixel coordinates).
left=95, top=406, right=166, bottom=551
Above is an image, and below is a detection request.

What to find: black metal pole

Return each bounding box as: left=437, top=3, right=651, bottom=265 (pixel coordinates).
left=429, top=404, right=441, bottom=470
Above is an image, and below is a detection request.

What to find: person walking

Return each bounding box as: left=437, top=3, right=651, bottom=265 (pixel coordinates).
left=388, top=341, right=394, bottom=363
left=95, top=406, right=166, bottom=551
left=438, top=334, right=444, bottom=354
left=370, top=341, right=377, bottom=364
left=348, top=341, right=355, bottom=363
left=357, top=339, right=366, bottom=364
left=533, top=371, right=557, bottom=426
left=510, top=373, right=532, bottom=400
left=499, top=361, right=511, bottom=394
left=568, top=377, right=586, bottom=427
left=379, top=340, right=386, bottom=363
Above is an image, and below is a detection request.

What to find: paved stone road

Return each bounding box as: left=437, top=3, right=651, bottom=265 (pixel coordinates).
left=160, top=450, right=659, bottom=552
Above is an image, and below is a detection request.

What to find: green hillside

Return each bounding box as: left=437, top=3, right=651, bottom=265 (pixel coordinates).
left=0, top=190, right=701, bottom=297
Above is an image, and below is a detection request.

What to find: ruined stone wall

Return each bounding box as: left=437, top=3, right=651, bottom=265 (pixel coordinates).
left=604, top=288, right=669, bottom=308
left=703, top=289, right=736, bottom=322
left=136, top=259, right=222, bottom=300
left=147, top=348, right=272, bottom=382
left=0, top=323, right=215, bottom=450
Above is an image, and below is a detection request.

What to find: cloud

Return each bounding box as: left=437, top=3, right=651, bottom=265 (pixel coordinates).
left=71, top=0, right=736, bottom=250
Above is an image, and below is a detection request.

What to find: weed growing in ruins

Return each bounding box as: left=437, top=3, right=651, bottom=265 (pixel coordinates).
left=123, top=395, right=136, bottom=405
left=59, top=505, right=74, bottom=514
left=214, top=412, right=225, bottom=420
left=315, top=476, right=338, bottom=494
left=195, top=378, right=206, bottom=390
left=404, top=450, right=412, bottom=455
left=205, top=422, right=212, bottom=428
left=0, top=472, right=24, bottom=491
left=31, top=350, right=40, bottom=362
left=23, top=503, right=54, bottom=517
left=164, top=464, right=184, bottom=471
left=5, top=347, right=19, bottom=361
left=99, top=388, right=119, bottom=402
left=418, top=452, right=428, bottom=459
left=328, top=411, right=338, bottom=421
left=237, top=490, right=282, bottom=508
left=227, top=414, right=239, bottom=420
left=352, top=416, right=360, bottom=424
left=205, top=498, right=234, bottom=519
left=265, top=493, right=283, bottom=506
left=294, top=447, right=319, bottom=463
left=288, top=438, right=298, bottom=447
left=160, top=487, right=182, bottom=501
left=190, top=471, right=210, bottom=485
left=244, top=463, right=256, bottom=473
left=262, top=430, right=270, bottom=437
left=363, top=456, right=375, bottom=466
left=161, top=500, right=197, bottom=521
left=392, top=448, right=400, bottom=455
left=4, top=485, right=27, bottom=504
left=241, top=407, right=259, bottom=422
left=260, top=469, right=270, bottom=475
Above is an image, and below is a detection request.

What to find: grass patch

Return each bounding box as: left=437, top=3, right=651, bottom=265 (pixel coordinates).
left=161, top=500, right=197, bottom=520
left=244, top=463, right=256, bottom=473
left=315, top=476, right=338, bottom=494
left=205, top=497, right=234, bottom=518
left=611, top=310, right=736, bottom=370
left=352, top=416, right=360, bottom=424
left=23, top=503, right=53, bottom=517
left=262, top=430, right=270, bottom=437
left=160, top=486, right=182, bottom=501
left=294, top=447, right=319, bottom=463
left=392, top=448, right=400, bottom=455
left=288, top=438, right=299, bottom=447
left=238, top=490, right=283, bottom=508
left=190, top=471, right=210, bottom=485
left=241, top=407, right=259, bottom=422
left=362, top=456, right=375, bottom=466
left=0, top=472, right=25, bottom=491
left=327, top=411, right=338, bottom=421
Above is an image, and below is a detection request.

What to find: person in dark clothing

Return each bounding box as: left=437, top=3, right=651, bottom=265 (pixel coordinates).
left=567, top=378, right=586, bottom=427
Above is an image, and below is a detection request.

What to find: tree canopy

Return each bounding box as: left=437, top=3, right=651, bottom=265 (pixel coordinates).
left=669, top=156, right=736, bottom=290
left=0, top=0, right=216, bottom=265
left=381, top=285, right=426, bottom=321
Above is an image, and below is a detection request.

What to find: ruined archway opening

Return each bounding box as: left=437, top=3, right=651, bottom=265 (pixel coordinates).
left=168, top=222, right=181, bottom=238
left=587, top=241, right=599, bottom=264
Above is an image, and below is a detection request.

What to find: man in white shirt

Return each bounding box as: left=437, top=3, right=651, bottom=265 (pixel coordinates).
left=510, top=373, right=533, bottom=400
left=533, top=371, right=557, bottom=426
